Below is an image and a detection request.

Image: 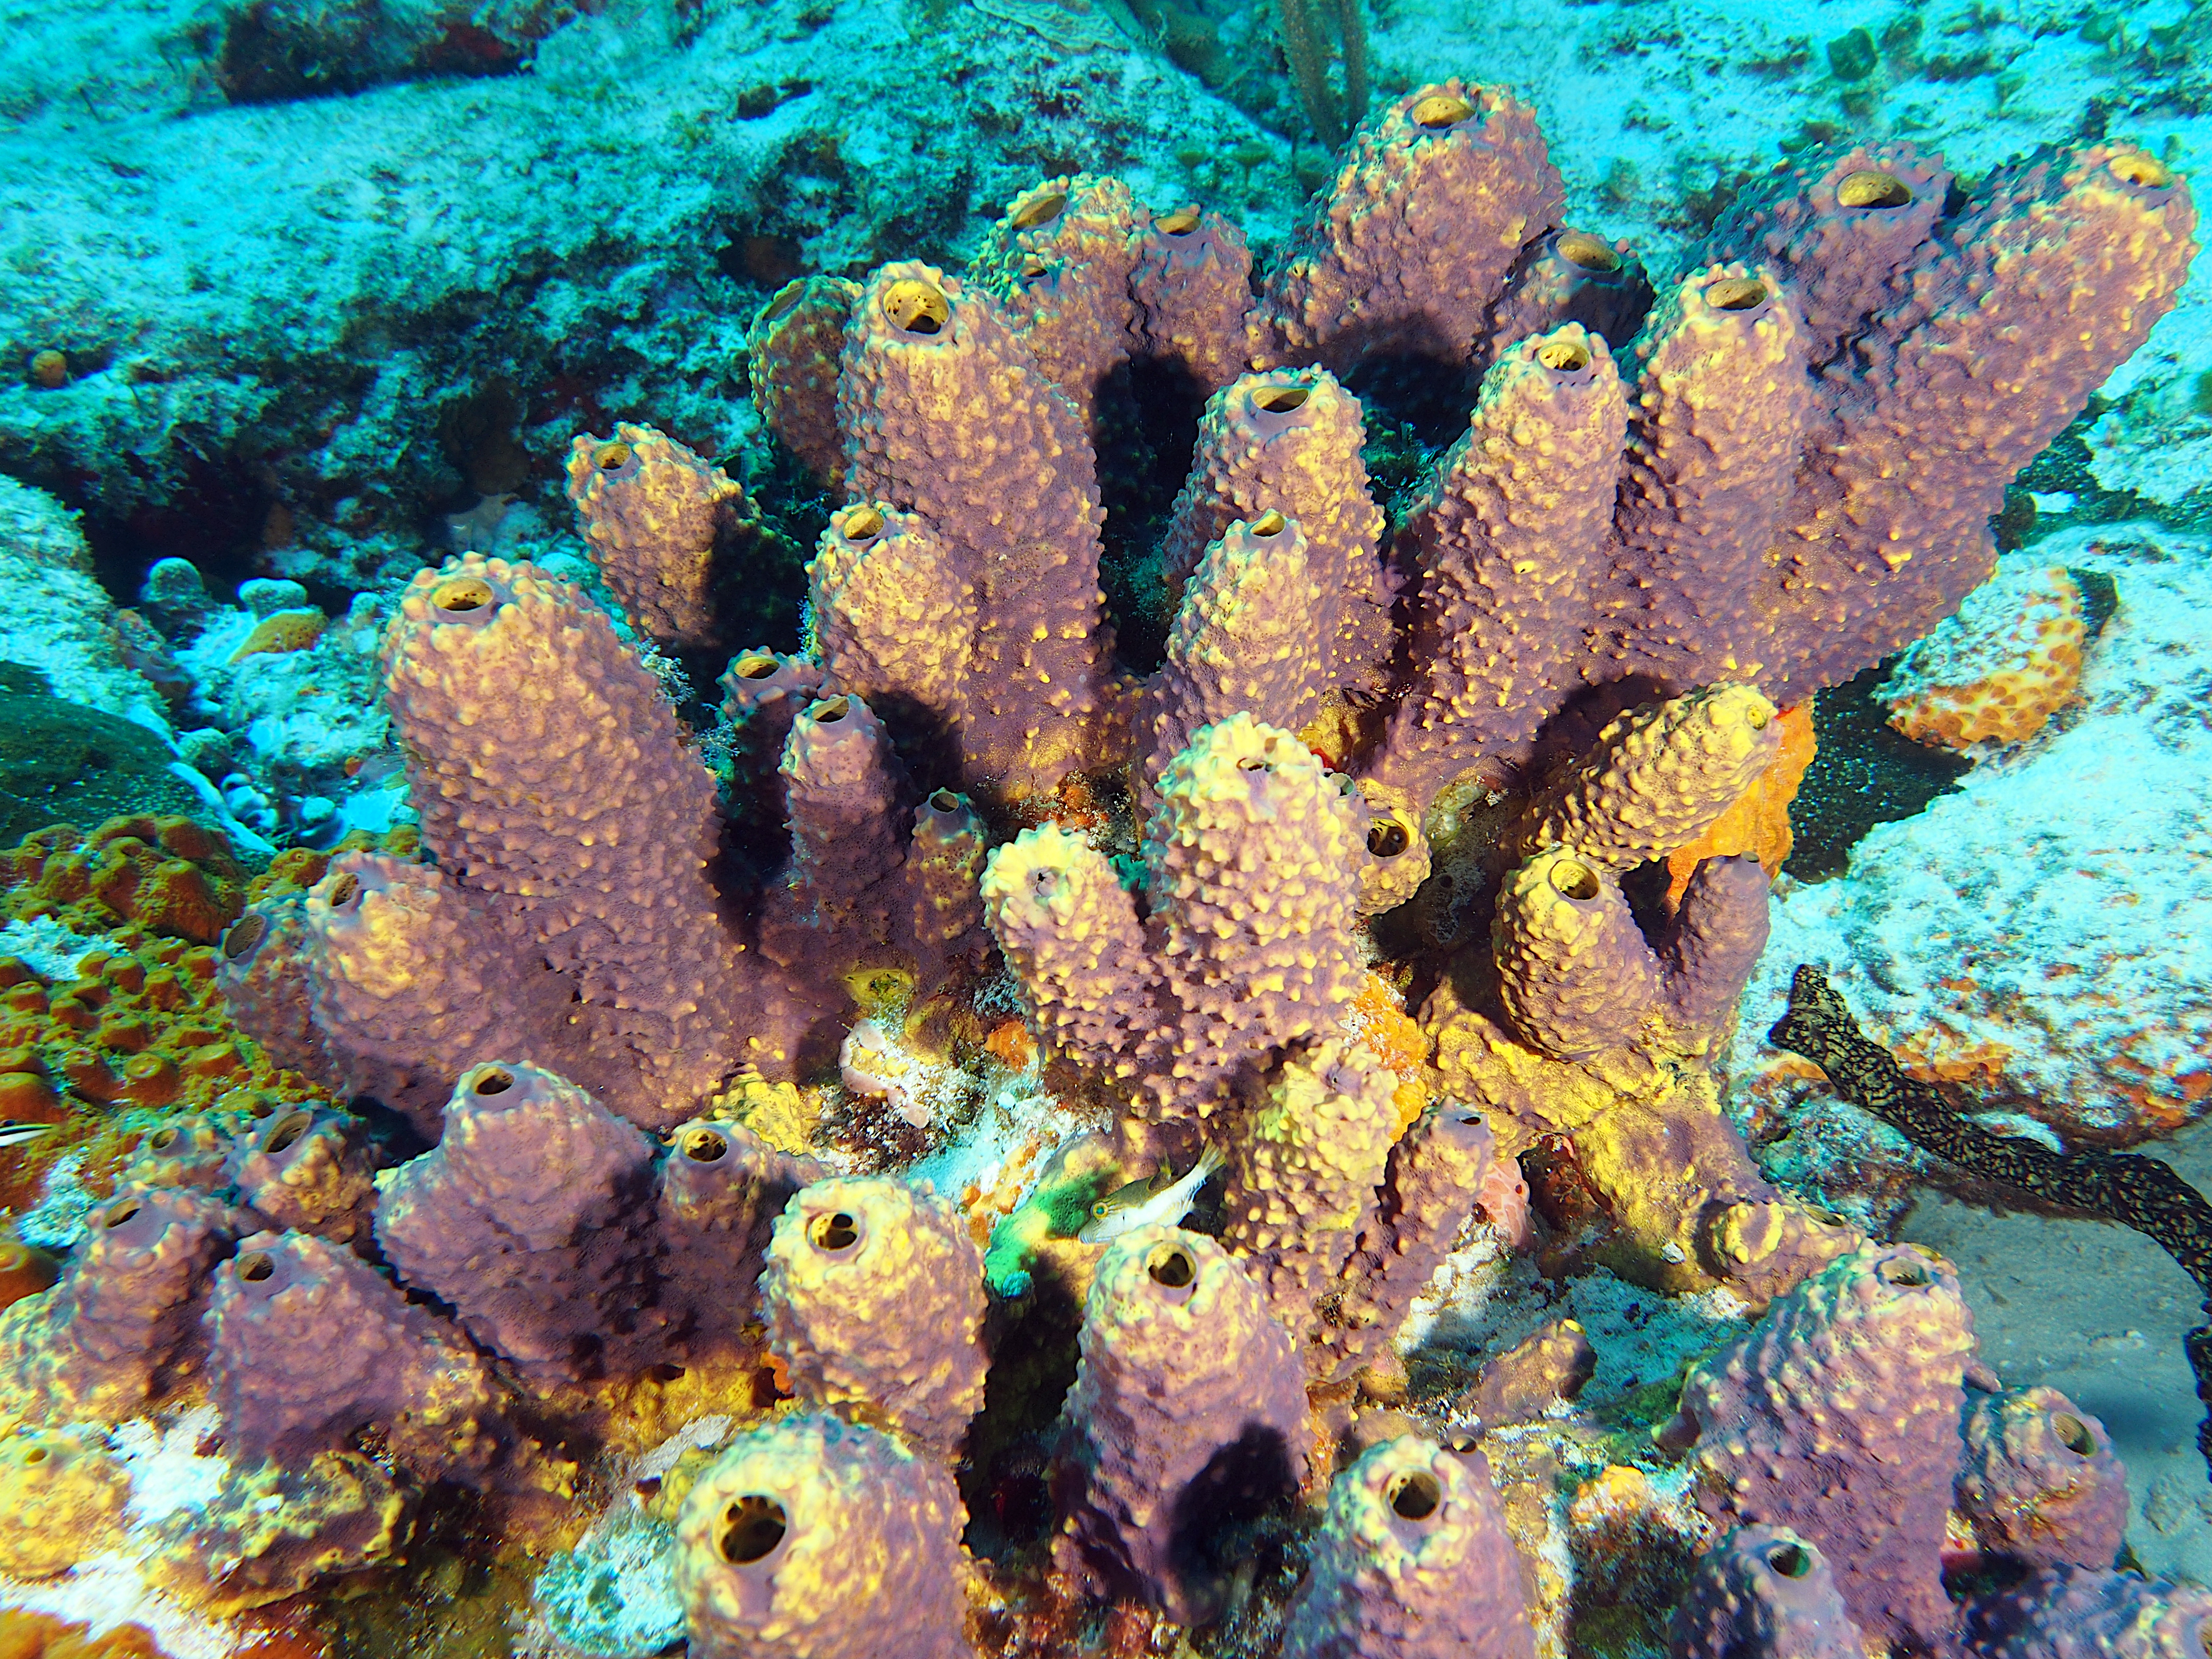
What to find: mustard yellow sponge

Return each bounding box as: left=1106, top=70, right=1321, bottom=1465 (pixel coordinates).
left=1492, top=848, right=1663, bottom=1059
left=564, top=422, right=749, bottom=648
left=676, top=1413, right=971, bottom=1659
left=0, top=1425, right=128, bottom=1578
left=1513, top=682, right=1780, bottom=870
left=1349, top=783, right=1431, bottom=917
left=762, top=1175, right=987, bottom=1453
left=147, top=1450, right=411, bottom=1614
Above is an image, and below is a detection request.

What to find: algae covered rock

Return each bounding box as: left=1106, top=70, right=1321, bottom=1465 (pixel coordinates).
left=0, top=665, right=203, bottom=846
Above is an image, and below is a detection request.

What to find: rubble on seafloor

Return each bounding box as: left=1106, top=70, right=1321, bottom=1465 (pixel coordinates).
left=0, top=50, right=2209, bottom=1659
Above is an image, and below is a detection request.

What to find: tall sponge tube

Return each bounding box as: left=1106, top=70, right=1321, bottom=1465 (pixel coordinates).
left=1257, top=80, right=1564, bottom=375
left=374, top=1062, right=661, bottom=1382
left=761, top=1175, right=988, bottom=1455
left=1282, top=1435, right=1536, bottom=1659
left=563, top=423, right=748, bottom=649
left=1054, top=1223, right=1308, bottom=1622
left=1512, top=683, right=1781, bottom=872
left=981, top=824, right=1157, bottom=1086
left=1663, top=1242, right=1975, bottom=1651
left=1144, top=511, right=1327, bottom=793
left=837, top=260, right=1113, bottom=794
left=1669, top=1526, right=1867, bottom=1659
left=1376, top=324, right=1628, bottom=791
left=382, top=554, right=750, bottom=1118
left=1142, top=714, right=1366, bottom=1106
left=676, top=1412, right=971, bottom=1659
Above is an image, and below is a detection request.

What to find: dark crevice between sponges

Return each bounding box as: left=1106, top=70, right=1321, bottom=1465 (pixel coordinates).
left=1781, top=658, right=1972, bottom=883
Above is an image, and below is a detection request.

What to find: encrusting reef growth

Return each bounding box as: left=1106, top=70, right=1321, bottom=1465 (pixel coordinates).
left=0, top=71, right=2204, bottom=1659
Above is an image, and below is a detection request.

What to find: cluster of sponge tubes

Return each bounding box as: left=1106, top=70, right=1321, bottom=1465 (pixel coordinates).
left=4, top=1062, right=2199, bottom=1655
left=122, top=66, right=2196, bottom=1655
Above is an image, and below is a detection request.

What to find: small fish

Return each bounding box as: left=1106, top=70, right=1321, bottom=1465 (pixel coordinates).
left=1078, top=1142, right=1225, bottom=1245
left=0, top=1122, right=54, bottom=1149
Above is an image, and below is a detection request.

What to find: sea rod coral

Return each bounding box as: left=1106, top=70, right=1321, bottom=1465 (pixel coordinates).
left=0, top=65, right=2162, bottom=1655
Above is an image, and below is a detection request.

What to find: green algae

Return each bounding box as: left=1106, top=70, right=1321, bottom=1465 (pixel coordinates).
left=0, top=663, right=203, bottom=845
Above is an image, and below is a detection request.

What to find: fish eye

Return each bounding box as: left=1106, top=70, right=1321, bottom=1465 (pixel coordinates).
left=1092, top=1202, right=1109, bottom=1217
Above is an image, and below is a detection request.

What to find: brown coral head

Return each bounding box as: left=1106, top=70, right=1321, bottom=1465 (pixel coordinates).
left=1547, top=858, right=1601, bottom=902
left=835, top=505, right=886, bottom=542
left=1368, top=822, right=1410, bottom=858
left=432, top=575, right=498, bottom=618
left=731, top=652, right=779, bottom=681
left=593, top=440, right=635, bottom=473
left=1251, top=383, right=1311, bottom=414
left=1767, top=1539, right=1813, bottom=1578
left=1410, top=91, right=1475, bottom=129
left=263, top=1110, right=311, bottom=1158
left=718, top=1495, right=790, bottom=1565
left=2051, top=1411, right=2095, bottom=1456
left=1250, top=510, right=1288, bottom=537
left=1011, top=189, right=1069, bottom=230
left=1147, top=1243, right=1196, bottom=1289
left=1556, top=231, right=1622, bottom=272
left=1836, top=169, right=1914, bottom=209
left=1705, top=276, right=1770, bottom=313
left=219, top=912, right=267, bottom=962
left=1387, top=1468, right=1442, bottom=1521
left=881, top=279, right=950, bottom=336
left=1535, top=337, right=1594, bottom=373
left=237, top=1251, right=276, bottom=1284
left=28, top=348, right=68, bottom=389
left=2108, top=150, right=2174, bottom=190
left=469, top=1065, right=515, bottom=1097
left=123, top=1054, right=179, bottom=1105
left=683, top=1127, right=729, bottom=1163
left=809, top=1209, right=862, bottom=1253
left=1157, top=206, right=1202, bottom=235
